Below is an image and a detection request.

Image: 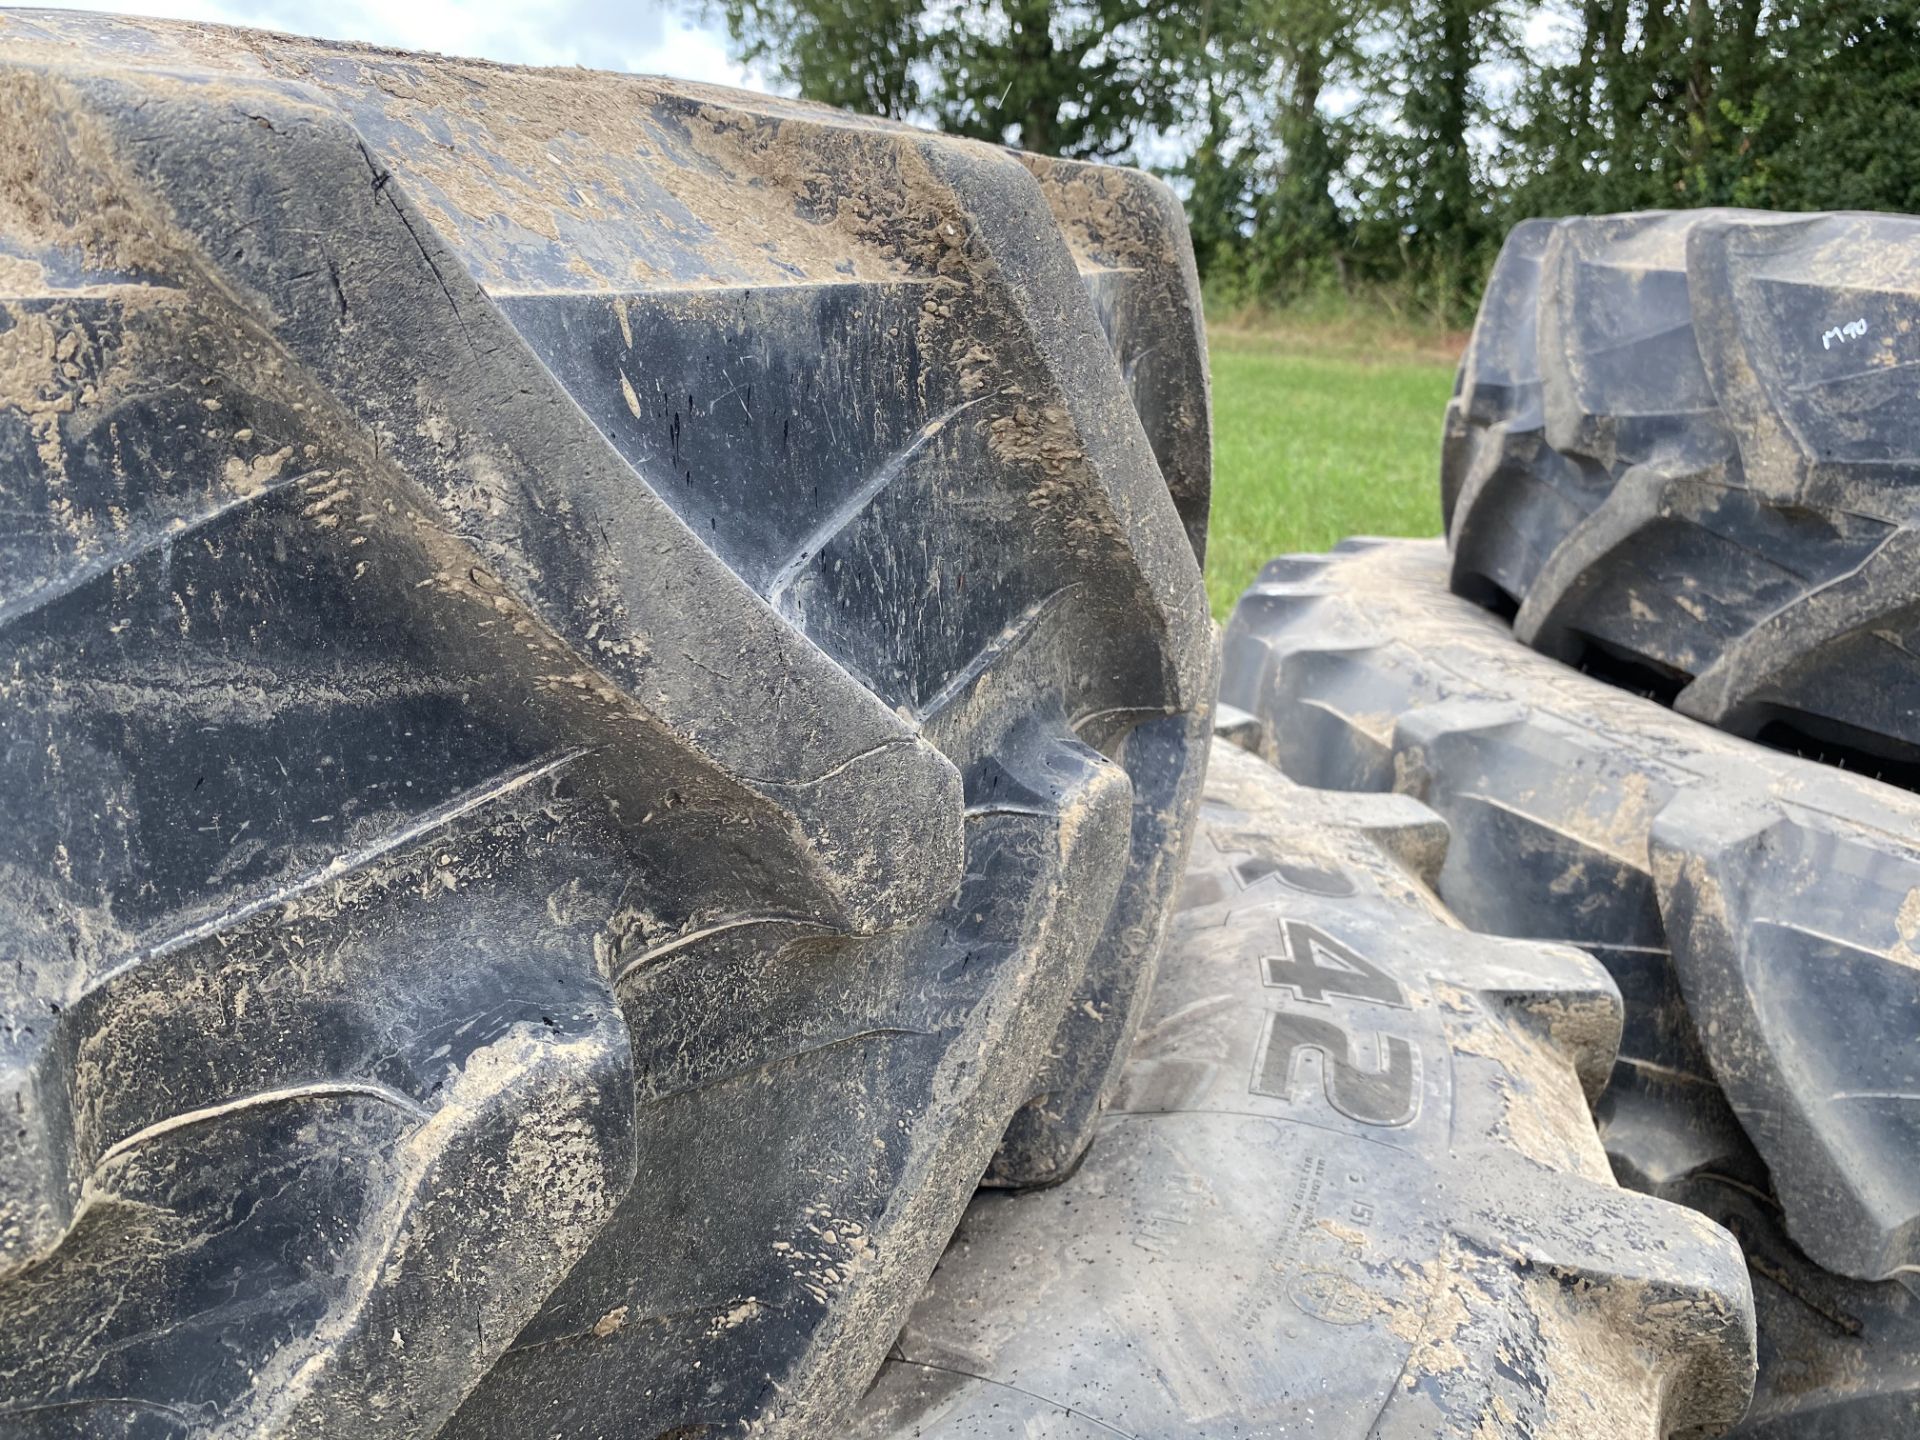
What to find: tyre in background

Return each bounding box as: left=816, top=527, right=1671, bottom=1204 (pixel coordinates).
left=1225, top=538, right=1920, bottom=1436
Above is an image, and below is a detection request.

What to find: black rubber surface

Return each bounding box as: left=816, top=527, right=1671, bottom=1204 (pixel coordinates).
left=1443, top=208, right=1920, bottom=780
left=854, top=740, right=1757, bottom=1439
left=1658, top=1134, right=1920, bottom=1440
left=1223, top=537, right=1920, bottom=1435
left=0, top=13, right=1212, bottom=1438
left=1020, top=152, right=1211, bottom=569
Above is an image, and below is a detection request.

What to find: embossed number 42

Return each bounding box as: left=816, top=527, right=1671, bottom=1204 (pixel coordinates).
left=1252, top=921, right=1418, bottom=1128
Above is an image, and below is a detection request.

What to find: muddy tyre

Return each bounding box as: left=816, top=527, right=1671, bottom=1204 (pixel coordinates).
left=1443, top=208, right=1920, bottom=781
left=854, top=739, right=1757, bottom=1439
left=1224, top=538, right=1920, bottom=1433
left=0, top=14, right=1213, bottom=1438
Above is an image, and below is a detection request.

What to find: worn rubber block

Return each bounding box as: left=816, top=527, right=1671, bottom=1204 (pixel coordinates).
left=0, top=12, right=1213, bottom=1437
left=1223, top=538, right=1920, bottom=1433
left=1224, top=539, right=1920, bottom=1291
left=1020, top=152, right=1211, bottom=566
left=1446, top=209, right=1920, bottom=780
left=854, top=741, right=1756, bottom=1439
left=1652, top=1131, right=1920, bottom=1439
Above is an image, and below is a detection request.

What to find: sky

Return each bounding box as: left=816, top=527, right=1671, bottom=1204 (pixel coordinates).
left=25, top=0, right=762, bottom=87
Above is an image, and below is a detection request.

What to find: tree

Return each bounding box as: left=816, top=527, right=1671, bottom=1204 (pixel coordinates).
left=1761, top=1, right=1920, bottom=214
left=1242, top=0, right=1362, bottom=297
left=710, top=0, right=1920, bottom=315
left=1180, top=84, right=1259, bottom=281
left=930, top=0, right=1194, bottom=158
left=1503, top=0, right=1782, bottom=216
left=713, top=0, right=1199, bottom=160
left=713, top=0, right=925, bottom=119
left=1356, top=0, right=1508, bottom=316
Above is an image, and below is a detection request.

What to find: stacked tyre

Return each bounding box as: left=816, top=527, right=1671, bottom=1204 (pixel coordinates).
left=0, top=14, right=1218, bottom=1437
left=0, top=15, right=1778, bottom=1436
left=854, top=735, right=1757, bottom=1439
left=1225, top=208, right=1920, bottom=1436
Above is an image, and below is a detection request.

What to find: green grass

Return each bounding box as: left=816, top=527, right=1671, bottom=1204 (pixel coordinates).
left=1202, top=323, right=1461, bottom=619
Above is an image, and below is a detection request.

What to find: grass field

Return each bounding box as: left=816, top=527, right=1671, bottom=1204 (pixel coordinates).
left=1201, top=320, right=1463, bottom=618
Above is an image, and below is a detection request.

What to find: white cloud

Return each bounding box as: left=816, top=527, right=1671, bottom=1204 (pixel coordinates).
left=25, top=0, right=764, bottom=87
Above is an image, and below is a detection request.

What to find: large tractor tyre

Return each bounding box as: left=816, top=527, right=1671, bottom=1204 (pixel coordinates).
left=1223, top=538, right=1920, bottom=1433
left=1018, top=152, right=1211, bottom=568
left=853, top=738, right=1757, bottom=1439
left=1655, top=1133, right=1920, bottom=1439
left=0, top=13, right=1213, bottom=1439
left=1443, top=208, right=1920, bottom=782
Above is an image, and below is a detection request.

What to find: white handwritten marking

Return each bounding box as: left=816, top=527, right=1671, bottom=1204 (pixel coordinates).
left=1823, top=317, right=1869, bottom=350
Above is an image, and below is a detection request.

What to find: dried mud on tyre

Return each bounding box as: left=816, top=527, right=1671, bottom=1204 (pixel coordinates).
left=1444, top=207, right=1920, bottom=781
left=1224, top=538, right=1920, bottom=1434
left=0, top=12, right=1212, bottom=1439
left=854, top=741, right=1756, bottom=1439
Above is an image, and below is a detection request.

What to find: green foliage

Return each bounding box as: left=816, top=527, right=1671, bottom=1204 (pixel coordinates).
left=714, top=0, right=1197, bottom=159
left=1237, top=0, right=1358, bottom=298
left=1758, top=3, right=1920, bottom=214
left=709, top=0, right=1920, bottom=315
left=714, top=0, right=923, bottom=117
left=928, top=0, right=1196, bottom=158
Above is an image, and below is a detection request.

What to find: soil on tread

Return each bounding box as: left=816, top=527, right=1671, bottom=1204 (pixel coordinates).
left=1223, top=537, right=1920, bottom=1434
left=853, top=739, right=1757, bottom=1440
left=1655, top=1130, right=1920, bottom=1440
left=0, top=12, right=1213, bottom=1438
left=1442, top=208, right=1920, bottom=781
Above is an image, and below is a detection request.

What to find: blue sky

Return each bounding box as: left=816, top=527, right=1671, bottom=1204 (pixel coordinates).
left=26, top=0, right=761, bottom=86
